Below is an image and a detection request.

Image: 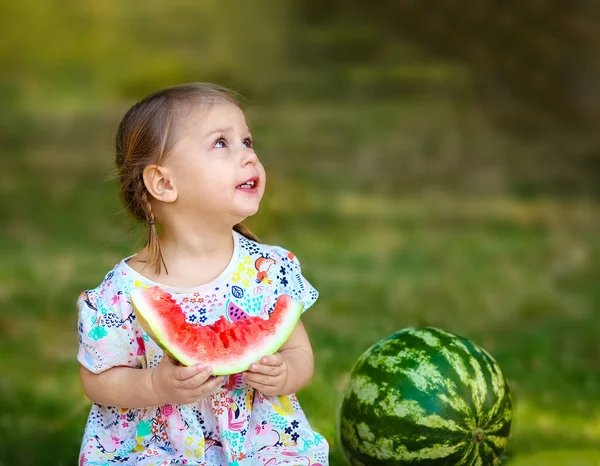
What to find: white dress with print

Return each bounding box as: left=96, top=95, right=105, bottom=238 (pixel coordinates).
left=77, top=231, right=329, bottom=465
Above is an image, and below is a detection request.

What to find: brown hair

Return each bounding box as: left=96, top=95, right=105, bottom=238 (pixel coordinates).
left=115, top=82, right=260, bottom=275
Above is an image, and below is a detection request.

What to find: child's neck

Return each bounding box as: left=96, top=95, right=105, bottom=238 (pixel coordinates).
left=130, top=225, right=236, bottom=289
left=161, top=225, right=233, bottom=258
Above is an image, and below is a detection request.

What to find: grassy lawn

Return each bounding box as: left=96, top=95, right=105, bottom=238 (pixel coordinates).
left=1, top=99, right=599, bottom=465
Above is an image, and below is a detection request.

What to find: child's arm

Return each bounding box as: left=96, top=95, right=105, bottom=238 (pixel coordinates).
left=243, top=320, right=314, bottom=396
left=80, top=354, right=226, bottom=408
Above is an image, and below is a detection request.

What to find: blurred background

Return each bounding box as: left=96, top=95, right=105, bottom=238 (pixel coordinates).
left=1, top=1, right=599, bottom=464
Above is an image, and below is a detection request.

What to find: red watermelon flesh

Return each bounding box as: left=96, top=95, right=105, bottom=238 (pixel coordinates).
left=129, top=286, right=303, bottom=375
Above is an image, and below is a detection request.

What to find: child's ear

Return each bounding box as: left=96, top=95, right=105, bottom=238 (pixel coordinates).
left=143, top=164, right=178, bottom=203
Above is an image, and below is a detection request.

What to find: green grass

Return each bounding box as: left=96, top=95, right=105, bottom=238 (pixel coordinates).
left=1, top=99, right=599, bottom=465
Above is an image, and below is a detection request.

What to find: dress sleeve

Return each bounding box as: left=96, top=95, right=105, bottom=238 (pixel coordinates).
left=77, top=279, right=144, bottom=374
left=274, top=247, right=319, bottom=312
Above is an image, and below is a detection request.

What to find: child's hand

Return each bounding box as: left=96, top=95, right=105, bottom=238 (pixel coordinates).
left=242, top=354, right=289, bottom=396
left=150, top=354, right=226, bottom=405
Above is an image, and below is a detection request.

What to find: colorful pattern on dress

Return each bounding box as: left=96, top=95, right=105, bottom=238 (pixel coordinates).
left=77, top=231, right=328, bottom=465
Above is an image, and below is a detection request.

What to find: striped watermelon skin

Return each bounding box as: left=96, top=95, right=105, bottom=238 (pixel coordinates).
left=338, top=327, right=512, bottom=466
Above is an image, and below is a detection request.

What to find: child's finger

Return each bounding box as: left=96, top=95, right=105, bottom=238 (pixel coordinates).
left=175, top=363, right=209, bottom=381
left=248, top=363, right=283, bottom=376
left=184, top=370, right=224, bottom=390
left=202, top=374, right=227, bottom=391
left=246, top=380, right=275, bottom=395
left=191, top=375, right=226, bottom=400
left=243, top=372, right=277, bottom=387
left=259, top=354, right=283, bottom=366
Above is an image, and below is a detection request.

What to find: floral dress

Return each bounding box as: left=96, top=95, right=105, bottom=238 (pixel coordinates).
left=77, top=231, right=329, bottom=465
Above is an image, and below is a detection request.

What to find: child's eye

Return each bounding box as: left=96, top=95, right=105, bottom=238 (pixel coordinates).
left=214, top=136, right=227, bottom=148
left=243, top=137, right=253, bottom=149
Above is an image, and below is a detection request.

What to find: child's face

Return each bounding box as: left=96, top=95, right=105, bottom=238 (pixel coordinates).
left=165, top=101, right=266, bottom=224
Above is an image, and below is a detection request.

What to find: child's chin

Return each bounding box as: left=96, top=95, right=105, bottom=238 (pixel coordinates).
left=235, top=203, right=261, bottom=219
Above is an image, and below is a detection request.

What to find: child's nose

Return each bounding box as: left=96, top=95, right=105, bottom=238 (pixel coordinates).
left=240, top=148, right=258, bottom=166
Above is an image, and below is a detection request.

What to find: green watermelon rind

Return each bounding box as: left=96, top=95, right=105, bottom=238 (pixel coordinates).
left=130, top=287, right=304, bottom=375
left=337, top=326, right=513, bottom=466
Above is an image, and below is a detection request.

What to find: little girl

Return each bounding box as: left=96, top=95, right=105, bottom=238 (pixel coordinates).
left=76, top=83, right=329, bottom=465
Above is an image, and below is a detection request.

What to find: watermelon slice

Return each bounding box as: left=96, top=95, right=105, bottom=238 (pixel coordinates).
left=226, top=300, right=250, bottom=322
left=129, top=286, right=303, bottom=375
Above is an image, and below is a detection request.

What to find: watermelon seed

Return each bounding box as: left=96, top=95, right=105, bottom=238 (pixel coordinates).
left=473, top=428, right=485, bottom=443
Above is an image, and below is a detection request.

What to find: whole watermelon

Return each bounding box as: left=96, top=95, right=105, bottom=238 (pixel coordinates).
left=338, top=327, right=512, bottom=465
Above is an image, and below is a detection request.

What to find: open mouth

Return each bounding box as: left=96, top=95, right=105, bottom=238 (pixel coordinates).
left=236, top=177, right=258, bottom=190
